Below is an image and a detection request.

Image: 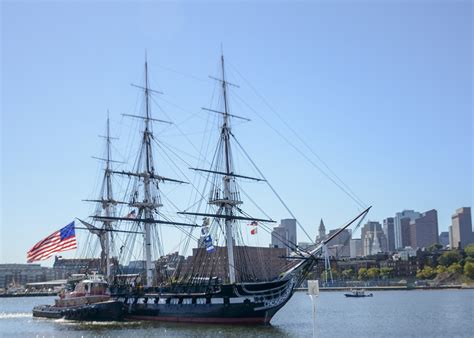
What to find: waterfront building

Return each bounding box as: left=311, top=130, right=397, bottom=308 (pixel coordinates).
left=155, top=252, right=185, bottom=283
left=184, top=246, right=288, bottom=282
left=394, top=210, right=421, bottom=249
left=53, top=256, right=119, bottom=278
left=439, top=231, right=449, bottom=248
left=450, top=207, right=473, bottom=249
left=379, top=259, right=417, bottom=277
left=394, top=247, right=417, bottom=261
left=383, top=217, right=396, bottom=252
left=336, top=259, right=378, bottom=274
left=0, top=264, right=47, bottom=289
left=409, top=209, right=439, bottom=249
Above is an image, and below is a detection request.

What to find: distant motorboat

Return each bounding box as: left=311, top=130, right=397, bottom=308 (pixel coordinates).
left=344, top=289, right=373, bottom=298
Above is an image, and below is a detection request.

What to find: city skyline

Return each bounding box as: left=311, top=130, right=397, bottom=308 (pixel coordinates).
left=1, top=1, right=472, bottom=265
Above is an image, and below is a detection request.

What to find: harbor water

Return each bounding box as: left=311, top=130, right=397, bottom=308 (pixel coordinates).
left=1, top=290, right=473, bottom=337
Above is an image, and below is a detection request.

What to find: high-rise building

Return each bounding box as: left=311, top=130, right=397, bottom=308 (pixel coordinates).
left=439, top=232, right=449, bottom=248
left=383, top=217, right=395, bottom=252
left=280, top=219, right=297, bottom=248
left=450, top=207, right=473, bottom=249
left=350, top=239, right=362, bottom=258
left=409, top=209, right=439, bottom=249
left=327, top=229, right=351, bottom=257
left=271, top=225, right=288, bottom=253
left=449, top=225, right=453, bottom=248
left=361, top=221, right=387, bottom=256
left=394, top=210, right=421, bottom=249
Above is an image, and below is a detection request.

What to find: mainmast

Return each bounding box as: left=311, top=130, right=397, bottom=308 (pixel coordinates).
left=103, top=115, right=113, bottom=281
left=220, top=54, right=236, bottom=284
left=142, top=58, right=154, bottom=288
left=90, top=58, right=197, bottom=288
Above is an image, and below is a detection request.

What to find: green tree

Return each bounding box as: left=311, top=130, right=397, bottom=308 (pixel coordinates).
left=464, top=261, right=474, bottom=279
left=447, top=262, right=462, bottom=274
left=464, top=244, right=474, bottom=259
left=367, top=267, right=380, bottom=280
left=416, top=266, right=436, bottom=280
left=358, top=268, right=368, bottom=280
left=435, top=265, right=447, bottom=274
left=438, top=250, right=461, bottom=267
left=342, top=269, right=354, bottom=280
left=428, top=243, right=443, bottom=252
left=380, top=267, right=393, bottom=279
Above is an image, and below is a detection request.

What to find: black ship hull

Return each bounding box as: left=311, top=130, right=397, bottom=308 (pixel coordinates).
left=125, top=302, right=284, bottom=324
left=344, top=293, right=373, bottom=298
left=32, top=300, right=124, bottom=321
left=115, top=277, right=297, bottom=325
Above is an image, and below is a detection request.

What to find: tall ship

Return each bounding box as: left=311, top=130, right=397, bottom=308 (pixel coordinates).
left=32, top=53, right=370, bottom=324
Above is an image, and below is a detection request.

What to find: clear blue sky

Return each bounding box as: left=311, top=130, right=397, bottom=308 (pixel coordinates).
left=1, top=1, right=472, bottom=264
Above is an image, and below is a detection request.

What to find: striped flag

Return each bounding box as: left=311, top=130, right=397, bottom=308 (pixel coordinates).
left=27, top=222, right=77, bottom=263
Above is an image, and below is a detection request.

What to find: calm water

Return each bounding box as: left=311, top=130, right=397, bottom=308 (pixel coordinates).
left=0, top=290, right=473, bottom=337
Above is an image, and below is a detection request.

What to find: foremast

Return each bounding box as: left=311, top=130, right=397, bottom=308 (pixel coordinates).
left=82, top=114, right=120, bottom=282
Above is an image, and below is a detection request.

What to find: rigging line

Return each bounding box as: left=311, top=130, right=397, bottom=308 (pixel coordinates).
left=188, top=88, right=220, bottom=210
left=228, top=63, right=367, bottom=208
left=159, top=214, right=200, bottom=242
left=153, top=136, right=225, bottom=220
left=157, top=139, right=213, bottom=167
left=149, top=94, right=203, bottom=157
left=152, top=95, right=210, bottom=126
left=151, top=137, right=209, bottom=203
left=152, top=63, right=209, bottom=83
left=237, top=207, right=304, bottom=255
left=230, top=131, right=314, bottom=243
left=231, top=90, right=366, bottom=209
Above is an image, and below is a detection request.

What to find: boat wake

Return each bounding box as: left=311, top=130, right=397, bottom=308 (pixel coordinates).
left=54, top=318, right=141, bottom=326
left=0, top=312, right=32, bottom=319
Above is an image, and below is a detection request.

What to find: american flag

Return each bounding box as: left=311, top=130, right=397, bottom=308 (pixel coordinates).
left=27, top=222, right=77, bottom=263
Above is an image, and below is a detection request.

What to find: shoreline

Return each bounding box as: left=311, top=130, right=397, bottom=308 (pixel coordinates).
left=0, top=292, right=57, bottom=298
left=295, top=284, right=474, bottom=292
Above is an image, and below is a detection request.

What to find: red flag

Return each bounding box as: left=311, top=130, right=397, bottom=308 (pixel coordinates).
left=126, top=210, right=136, bottom=218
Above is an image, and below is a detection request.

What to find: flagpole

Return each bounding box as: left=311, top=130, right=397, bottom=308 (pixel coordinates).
left=307, top=280, right=319, bottom=338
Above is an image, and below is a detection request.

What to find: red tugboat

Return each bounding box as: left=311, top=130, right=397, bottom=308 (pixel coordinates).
left=33, top=274, right=123, bottom=321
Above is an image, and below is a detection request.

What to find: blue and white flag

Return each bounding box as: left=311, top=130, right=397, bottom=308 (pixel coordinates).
left=204, top=235, right=215, bottom=253
left=200, top=220, right=215, bottom=253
